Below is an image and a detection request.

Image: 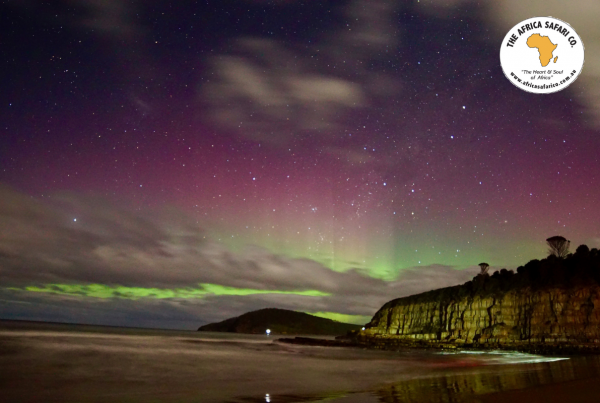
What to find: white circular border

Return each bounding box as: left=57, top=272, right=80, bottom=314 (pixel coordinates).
left=500, top=16, right=585, bottom=94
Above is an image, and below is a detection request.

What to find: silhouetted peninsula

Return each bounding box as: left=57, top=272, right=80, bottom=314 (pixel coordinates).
left=197, top=308, right=361, bottom=335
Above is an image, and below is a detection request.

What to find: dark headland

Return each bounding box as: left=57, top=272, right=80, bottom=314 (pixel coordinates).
left=197, top=308, right=362, bottom=335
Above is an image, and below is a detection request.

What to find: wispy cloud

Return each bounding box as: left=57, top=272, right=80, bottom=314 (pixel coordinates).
left=0, top=185, right=478, bottom=328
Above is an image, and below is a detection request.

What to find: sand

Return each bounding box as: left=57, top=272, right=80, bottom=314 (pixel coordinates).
left=476, top=377, right=600, bottom=403
left=3, top=325, right=600, bottom=402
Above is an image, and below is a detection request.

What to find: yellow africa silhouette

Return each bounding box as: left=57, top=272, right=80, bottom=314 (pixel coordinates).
left=526, top=34, right=558, bottom=67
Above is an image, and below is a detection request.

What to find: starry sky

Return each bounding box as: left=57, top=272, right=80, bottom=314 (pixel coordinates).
left=2, top=0, right=600, bottom=329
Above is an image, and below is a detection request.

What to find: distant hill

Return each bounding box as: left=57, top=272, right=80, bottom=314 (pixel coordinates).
left=197, top=308, right=362, bottom=335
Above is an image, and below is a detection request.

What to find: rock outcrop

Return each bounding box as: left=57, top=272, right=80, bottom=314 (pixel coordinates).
left=363, top=286, right=600, bottom=346
left=352, top=248, right=600, bottom=353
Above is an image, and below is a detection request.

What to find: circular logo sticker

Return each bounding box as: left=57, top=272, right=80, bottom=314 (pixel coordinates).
left=500, top=16, right=584, bottom=94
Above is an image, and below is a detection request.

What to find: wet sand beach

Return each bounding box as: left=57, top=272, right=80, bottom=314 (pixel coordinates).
left=476, top=377, right=600, bottom=403
left=2, top=321, right=600, bottom=403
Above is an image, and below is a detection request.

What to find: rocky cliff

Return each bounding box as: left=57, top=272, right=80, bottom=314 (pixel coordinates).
left=355, top=247, right=600, bottom=353
left=364, top=286, right=600, bottom=345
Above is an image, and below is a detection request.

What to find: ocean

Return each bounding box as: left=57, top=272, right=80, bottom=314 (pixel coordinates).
left=2, top=320, right=600, bottom=402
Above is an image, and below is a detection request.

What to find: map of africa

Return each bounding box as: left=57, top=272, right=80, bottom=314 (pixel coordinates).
left=526, top=34, right=558, bottom=67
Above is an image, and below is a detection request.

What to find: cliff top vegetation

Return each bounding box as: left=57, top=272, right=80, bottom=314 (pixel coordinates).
left=381, top=240, right=600, bottom=308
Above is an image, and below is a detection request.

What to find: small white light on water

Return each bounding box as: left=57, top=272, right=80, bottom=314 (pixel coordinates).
left=266, top=329, right=271, bottom=335
left=265, top=393, right=271, bottom=402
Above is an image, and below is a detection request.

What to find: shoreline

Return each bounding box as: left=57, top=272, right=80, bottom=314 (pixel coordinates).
left=277, top=335, right=600, bottom=355
left=4, top=326, right=600, bottom=402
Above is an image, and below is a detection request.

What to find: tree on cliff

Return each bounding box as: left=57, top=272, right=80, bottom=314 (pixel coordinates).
left=576, top=244, right=590, bottom=256
left=478, top=262, right=490, bottom=275
left=546, top=236, right=570, bottom=258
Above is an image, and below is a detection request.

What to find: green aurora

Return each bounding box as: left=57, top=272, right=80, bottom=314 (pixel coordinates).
left=309, top=311, right=371, bottom=325
left=15, top=283, right=330, bottom=300
left=11, top=283, right=371, bottom=324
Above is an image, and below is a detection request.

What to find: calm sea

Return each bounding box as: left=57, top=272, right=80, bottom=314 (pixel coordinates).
left=2, top=320, right=600, bottom=402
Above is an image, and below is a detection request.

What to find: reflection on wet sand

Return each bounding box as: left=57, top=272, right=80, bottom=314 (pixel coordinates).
left=376, top=355, right=600, bottom=403
left=3, top=321, right=600, bottom=403
left=238, top=354, right=600, bottom=403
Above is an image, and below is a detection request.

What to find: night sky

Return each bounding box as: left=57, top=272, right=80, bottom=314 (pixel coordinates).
left=2, top=0, right=600, bottom=329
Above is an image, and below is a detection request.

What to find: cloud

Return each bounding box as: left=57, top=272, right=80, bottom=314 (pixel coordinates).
left=70, top=0, right=141, bottom=36
left=0, top=186, right=478, bottom=328
left=200, top=0, right=403, bottom=148
left=5, top=0, right=156, bottom=115
left=200, top=0, right=600, bottom=169
left=6, top=0, right=143, bottom=39
left=483, top=0, right=600, bottom=128
left=202, top=38, right=365, bottom=146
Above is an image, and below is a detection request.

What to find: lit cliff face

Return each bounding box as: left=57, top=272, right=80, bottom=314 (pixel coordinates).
left=365, top=286, right=600, bottom=344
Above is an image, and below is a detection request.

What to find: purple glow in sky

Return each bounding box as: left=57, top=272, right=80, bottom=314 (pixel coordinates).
left=1, top=0, right=600, bottom=329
